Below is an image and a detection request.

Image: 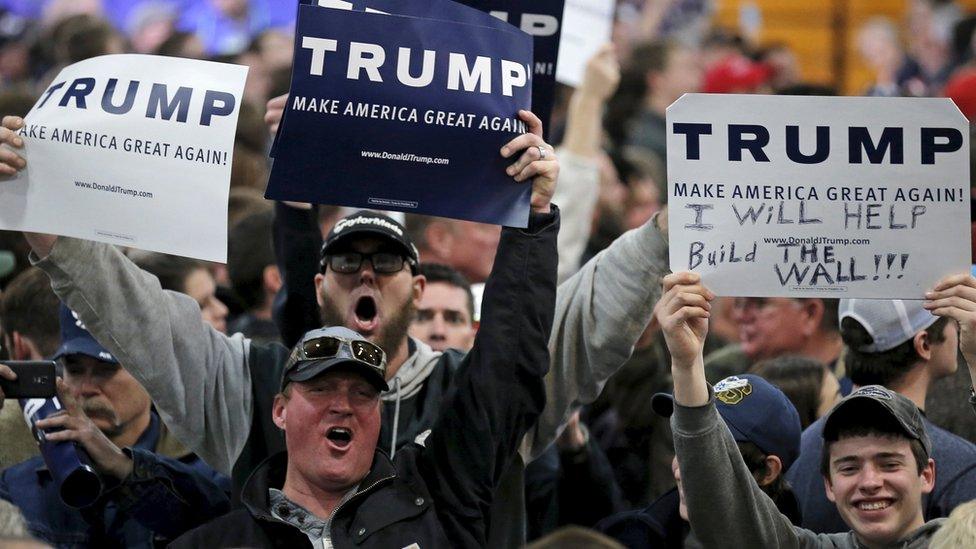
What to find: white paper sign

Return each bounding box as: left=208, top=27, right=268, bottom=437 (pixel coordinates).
left=667, top=94, right=971, bottom=298
left=0, top=54, right=247, bottom=262
left=555, top=0, right=614, bottom=86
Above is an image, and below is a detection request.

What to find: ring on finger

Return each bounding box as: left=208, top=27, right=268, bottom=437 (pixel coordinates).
left=537, top=145, right=547, bottom=160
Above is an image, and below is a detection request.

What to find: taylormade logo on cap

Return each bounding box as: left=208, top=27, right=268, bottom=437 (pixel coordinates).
left=333, top=216, right=404, bottom=237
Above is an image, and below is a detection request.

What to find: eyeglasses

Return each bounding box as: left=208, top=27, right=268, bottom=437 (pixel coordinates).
left=322, top=252, right=411, bottom=274
left=298, top=335, right=386, bottom=368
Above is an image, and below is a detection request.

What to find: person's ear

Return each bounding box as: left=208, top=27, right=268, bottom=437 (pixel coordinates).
left=759, top=455, right=783, bottom=486
left=314, top=273, right=327, bottom=308
left=920, top=457, right=936, bottom=495
left=802, top=299, right=825, bottom=337
left=273, top=393, right=288, bottom=430
left=914, top=330, right=932, bottom=361
left=11, top=332, right=38, bottom=360
left=263, top=265, right=282, bottom=296
left=412, top=274, right=426, bottom=308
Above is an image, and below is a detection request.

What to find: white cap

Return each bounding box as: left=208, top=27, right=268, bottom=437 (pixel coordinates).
left=839, top=299, right=938, bottom=352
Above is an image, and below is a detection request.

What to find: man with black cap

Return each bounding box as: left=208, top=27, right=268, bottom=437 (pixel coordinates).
left=0, top=304, right=230, bottom=548
left=652, top=271, right=976, bottom=548
left=596, top=373, right=803, bottom=547
left=787, top=297, right=976, bottom=533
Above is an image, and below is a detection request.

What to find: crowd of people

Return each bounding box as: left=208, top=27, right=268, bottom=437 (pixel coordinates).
left=1, top=0, right=976, bottom=547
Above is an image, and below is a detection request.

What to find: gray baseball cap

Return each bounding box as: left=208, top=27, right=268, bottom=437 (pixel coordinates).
left=281, top=326, right=388, bottom=392
left=823, top=385, right=931, bottom=457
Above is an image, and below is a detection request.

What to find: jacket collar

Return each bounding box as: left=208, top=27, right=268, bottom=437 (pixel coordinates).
left=240, top=449, right=398, bottom=522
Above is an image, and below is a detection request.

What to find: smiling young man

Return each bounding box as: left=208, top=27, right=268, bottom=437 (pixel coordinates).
left=819, top=387, right=937, bottom=545
left=787, top=298, right=976, bottom=534
left=654, top=271, right=976, bottom=548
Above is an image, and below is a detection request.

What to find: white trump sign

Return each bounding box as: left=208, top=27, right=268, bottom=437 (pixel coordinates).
left=0, top=54, right=247, bottom=262
left=667, top=94, right=970, bottom=298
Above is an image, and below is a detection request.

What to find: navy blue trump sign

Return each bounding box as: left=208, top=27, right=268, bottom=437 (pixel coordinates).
left=303, top=0, right=563, bottom=134
left=266, top=5, right=534, bottom=227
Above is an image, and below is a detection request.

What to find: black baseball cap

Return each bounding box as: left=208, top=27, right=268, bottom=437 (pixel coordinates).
left=822, top=385, right=931, bottom=457
left=320, top=211, right=419, bottom=273
left=281, top=326, right=389, bottom=392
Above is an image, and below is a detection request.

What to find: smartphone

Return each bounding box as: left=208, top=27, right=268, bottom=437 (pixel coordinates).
left=0, top=360, right=57, bottom=399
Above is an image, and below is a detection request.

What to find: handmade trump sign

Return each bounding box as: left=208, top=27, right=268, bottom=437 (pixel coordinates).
left=267, top=4, right=534, bottom=227
left=667, top=94, right=970, bottom=298
left=0, top=54, right=246, bottom=262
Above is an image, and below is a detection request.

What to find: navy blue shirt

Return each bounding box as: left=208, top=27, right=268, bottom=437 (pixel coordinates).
left=0, top=412, right=230, bottom=548
left=786, top=413, right=976, bottom=533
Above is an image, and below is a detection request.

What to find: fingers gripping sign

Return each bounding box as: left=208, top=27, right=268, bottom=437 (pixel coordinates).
left=34, top=378, right=134, bottom=480
left=500, top=110, right=559, bottom=214
left=0, top=115, right=26, bottom=176
left=925, top=273, right=976, bottom=362
left=656, top=272, right=715, bottom=369
left=657, top=272, right=715, bottom=407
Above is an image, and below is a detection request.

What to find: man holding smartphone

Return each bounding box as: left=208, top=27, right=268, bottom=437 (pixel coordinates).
left=0, top=304, right=232, bottom=548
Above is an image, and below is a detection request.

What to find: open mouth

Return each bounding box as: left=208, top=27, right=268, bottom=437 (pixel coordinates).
left=326, top=427, right=353, bottom=449
left=352, top=296, right=379, bottom=333
left=355, top=296, right=377, bottom=322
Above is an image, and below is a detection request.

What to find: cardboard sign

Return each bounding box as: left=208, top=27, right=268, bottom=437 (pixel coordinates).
left=556, top=0, right=614, bottom=87
left=667, top=94, right=971, bottom=298
left=0, top=54, right=247, bottom=262
left=266, top=4, right=534, bottom=227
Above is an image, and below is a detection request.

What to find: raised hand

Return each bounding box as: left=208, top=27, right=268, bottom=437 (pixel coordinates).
left=500, top=110, right=559, bottom=214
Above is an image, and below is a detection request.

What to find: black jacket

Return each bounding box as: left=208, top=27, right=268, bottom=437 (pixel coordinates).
left=172, top=208, right=559, bottom=547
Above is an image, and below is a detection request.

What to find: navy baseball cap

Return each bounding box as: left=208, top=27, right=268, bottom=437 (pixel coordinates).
left=281, top=326, right=388, bottom=392
left=320, top=211, right=419, bottom=273
left=52, top=304, right=117, bottom=363
left=653, top=374, right=802, bottom=470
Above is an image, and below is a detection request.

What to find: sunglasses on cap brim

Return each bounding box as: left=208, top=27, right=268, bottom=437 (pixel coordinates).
left=296, top=335, right=386, bottom=368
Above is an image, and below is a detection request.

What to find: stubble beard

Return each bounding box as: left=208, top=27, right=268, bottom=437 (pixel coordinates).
left=319, top=293, right=416, bottom=360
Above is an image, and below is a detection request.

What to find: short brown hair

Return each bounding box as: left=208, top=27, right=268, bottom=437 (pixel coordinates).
left=820, top=404, right=928, bottom=478
left=0, top=267, right=60, bottom=357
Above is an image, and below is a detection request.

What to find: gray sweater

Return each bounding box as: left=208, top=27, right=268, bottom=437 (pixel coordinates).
left=672, top=395, right=945, bottom=548
left=33, top=213, right=669, bottom=475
